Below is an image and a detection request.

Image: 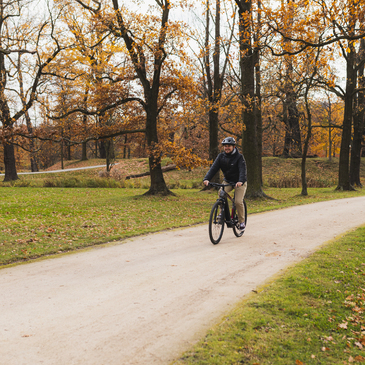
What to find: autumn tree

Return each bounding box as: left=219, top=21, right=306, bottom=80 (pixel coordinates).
left=16, top=52, right=39, bottom=171
left=0, top=0, right=65, bottom=181
left=263, top=0, right=365, bottom=190
left=233, top=0, right=265, bottom=197
left=317, top=93, right=343, bottom=160
left=300, top=49, right=322, bottom=195
left=49, top=0, right=202, bottom=195
left=350, top=38, right=365, bottom=187
left=276, top=0, right=302, bottom=158
left=201, top=0, right=235, bottom=162
left=35, top=3, right=147, bottom=171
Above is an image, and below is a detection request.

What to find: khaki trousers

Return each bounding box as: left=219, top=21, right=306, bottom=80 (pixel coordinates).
left=220, top=181, right=247, bottom=224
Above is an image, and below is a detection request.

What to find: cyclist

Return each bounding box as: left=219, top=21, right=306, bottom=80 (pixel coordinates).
left=203, top=137, right=247, bottom=231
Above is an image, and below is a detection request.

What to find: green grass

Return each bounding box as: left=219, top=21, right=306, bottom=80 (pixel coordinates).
left=0, top=188, right=209, bottom=265
left=173, top=227, right=365, bottom=365
left=0, top=186, right=364, bottom=266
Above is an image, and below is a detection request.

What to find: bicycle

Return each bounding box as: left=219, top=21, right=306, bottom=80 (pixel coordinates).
left=208, top=182, right=247, bottom=245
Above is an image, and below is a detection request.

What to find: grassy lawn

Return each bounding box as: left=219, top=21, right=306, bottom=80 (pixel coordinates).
left=0, top=185, right=364, bottom=266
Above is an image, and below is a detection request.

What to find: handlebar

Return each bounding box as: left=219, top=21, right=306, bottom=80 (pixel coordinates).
left=208, top=182, right=235, bottom=188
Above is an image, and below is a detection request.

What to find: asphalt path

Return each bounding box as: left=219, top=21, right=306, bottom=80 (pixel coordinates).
left=0, top=165, right=107, bottom=176
left=1, top=196, right=365, bottom=365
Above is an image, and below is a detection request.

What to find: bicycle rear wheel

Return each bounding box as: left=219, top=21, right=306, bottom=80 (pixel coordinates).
left=233, top=199, right=247, bottom=237
left=209, top=201, right=225, bottom=244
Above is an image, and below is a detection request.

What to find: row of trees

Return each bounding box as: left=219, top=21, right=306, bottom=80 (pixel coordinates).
left=0, top=0, right=364, bottom=196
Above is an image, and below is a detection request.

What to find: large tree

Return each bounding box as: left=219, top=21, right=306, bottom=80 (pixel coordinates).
left=234, top=0, right=265, bottom=197
left=70, top=0, right=194, bottom=195
left=0, top=0, right=64, bottom=181
left=201, top=0, right=235, bottom=162
left=350, top=39, right=365, bottom=187
left=264, top=0, right=365, bottom=190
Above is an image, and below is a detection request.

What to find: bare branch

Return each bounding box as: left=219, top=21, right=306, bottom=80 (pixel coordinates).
left=48, top=97, right=146, bottom=120
left=0, top=48, right=36, bottom=55
left=16, top=128, right=146, bottom=145
left=75, top=0, right=101, bottom=13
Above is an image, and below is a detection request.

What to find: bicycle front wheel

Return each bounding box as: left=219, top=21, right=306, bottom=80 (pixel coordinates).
left=209, top=201, right=225, bottom=244
left=233, top=199, right=247, bottom=237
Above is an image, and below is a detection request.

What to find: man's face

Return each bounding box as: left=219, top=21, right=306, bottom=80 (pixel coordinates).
left=223, top=144, right=234, bottom=153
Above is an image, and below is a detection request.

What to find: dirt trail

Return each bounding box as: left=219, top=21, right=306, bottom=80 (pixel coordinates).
left=1, top=197, right=365, bottom=365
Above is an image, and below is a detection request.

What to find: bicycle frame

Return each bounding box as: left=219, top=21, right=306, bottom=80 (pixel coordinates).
left=208, top=182, right=246, bottom=244
left=212, top=184, right=237, bottom=228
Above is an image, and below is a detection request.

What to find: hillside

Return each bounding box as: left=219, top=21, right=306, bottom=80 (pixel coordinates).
left=3, top=157, right=365, bottom=189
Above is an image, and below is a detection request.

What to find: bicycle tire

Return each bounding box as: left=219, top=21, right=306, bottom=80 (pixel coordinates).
left=209, top=201, right=225, bottom=244
left=233, top=199, right=247, bottom=237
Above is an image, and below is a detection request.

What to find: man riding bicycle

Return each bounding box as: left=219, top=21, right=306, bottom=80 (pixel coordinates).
left=203, top=137, right=247, bottom=231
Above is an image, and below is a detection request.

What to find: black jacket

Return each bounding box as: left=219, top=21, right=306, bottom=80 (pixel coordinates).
left=204, top=147, right=247, bottom=185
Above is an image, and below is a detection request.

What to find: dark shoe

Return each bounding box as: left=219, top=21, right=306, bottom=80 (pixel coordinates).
left=240, top=222, right=246, bottom=231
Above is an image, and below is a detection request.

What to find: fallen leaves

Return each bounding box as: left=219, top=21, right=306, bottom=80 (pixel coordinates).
left=347, top=355, right=364, bottom=363
left=339, top=322, right=348, bottom=329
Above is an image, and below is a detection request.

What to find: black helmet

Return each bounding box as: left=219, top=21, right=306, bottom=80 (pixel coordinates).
left=221, top=137, right=236, bottom=145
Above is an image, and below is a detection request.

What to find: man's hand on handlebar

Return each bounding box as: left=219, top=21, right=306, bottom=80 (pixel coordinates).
left=203, top=180, right=209, bottom=186
left=236, top=182, right=243, bottom=187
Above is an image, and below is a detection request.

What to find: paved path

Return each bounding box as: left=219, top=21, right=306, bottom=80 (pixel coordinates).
left=0, top=164, right=108, bottom=176
left=1, top=197, right=365, bottom=365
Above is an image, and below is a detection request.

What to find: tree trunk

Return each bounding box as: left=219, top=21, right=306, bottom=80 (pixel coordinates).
left=350, top=111, right=364, bottom=187
left=3, top=141, right=19, bottom=181
left=208, top=109, right=220, bottom=184
left=81, top=90, right=89, bottom=161
left=210, top=0, right=221, bottom=164
left=105, top=138, right=115, bottom=172
left=123, top=135, right=131, bottom=159
left=327, top=95, right=333, bottom=161
left=81, top=141, right=88, bottom=161
left=24, top=112, right=39, bottom=172
left=144, top=95, right=172, bottom=196
left=60, top=138, right=64, bottom=170
left=337, top=43, right=356, bottom=191
left=67, top=143, right=71, bottom=161
left=350, top=39, right=365, bottom=187
left=301, top=85, right=313, bottom=196
left=288, top=101, right=302, bottom=157
left=99, top=140, right=106, bottom=159
left=254, top=3, right=263, bottom=186
left=282, top=93, right=302, bottom=157
left=236, top=0, right=264, bottom=198
left=203, top=0, right=225, bottom=185
left=1, top=51, right=18, bottom=181
left=282, top=101, right=291, bottom=157
left=209, top=109, right=219, bottom=162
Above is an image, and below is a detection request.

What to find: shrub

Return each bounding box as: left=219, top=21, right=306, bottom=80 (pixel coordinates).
left=13, top=180, right=31, bottom=187
left=191, top=180, right=202, bottom=189
left=62, top=177, right=80, bottom=187
left=43, top=179, right=57, bottom=187
left=98, top=170, right=110, bottom=178
left=110, top=167, right=123, bottom=181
